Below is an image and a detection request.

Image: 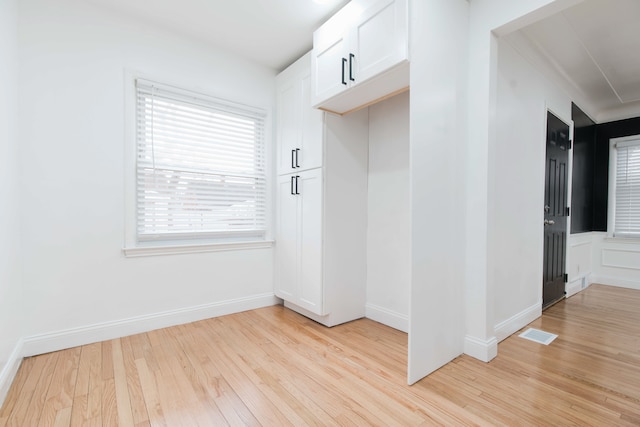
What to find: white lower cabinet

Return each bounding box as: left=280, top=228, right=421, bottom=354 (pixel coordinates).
left=275, top=169, right=324, bottom=315
left=274, top=118, right=369, bottom=327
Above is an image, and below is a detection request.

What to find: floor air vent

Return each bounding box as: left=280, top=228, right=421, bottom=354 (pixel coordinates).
left=518, top=328, right=558, bottom=345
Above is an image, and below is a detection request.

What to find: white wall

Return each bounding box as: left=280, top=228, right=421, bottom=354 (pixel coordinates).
left=366, top=91, right=410, bottom=332
left=0, top=0, right=24, bottom=403
left=17, top=0, right=277, bottom=355
left=464, top=0, right=581, bottom=363
left=491, top=38, right=572, bottom=341
left=408, top=0, right=469, bottom=384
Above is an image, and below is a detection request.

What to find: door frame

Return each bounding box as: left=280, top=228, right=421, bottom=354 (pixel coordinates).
left=543, top=106, right=574, bottom=307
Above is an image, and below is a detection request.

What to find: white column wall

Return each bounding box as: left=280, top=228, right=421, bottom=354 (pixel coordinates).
left=464, top=0, right=581, bottom=361
left=491, top=38, right=572, bottom=341
left=408, top=0, right=469, bottom=384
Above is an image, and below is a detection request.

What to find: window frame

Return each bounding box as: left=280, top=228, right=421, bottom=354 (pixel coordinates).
left=123, top=71, right=273, bottom=257
left=607, top=134, right=640, bottom=240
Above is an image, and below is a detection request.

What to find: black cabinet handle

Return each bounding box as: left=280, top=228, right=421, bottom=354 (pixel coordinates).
left=295, top=148, right=300, bottom=168
left=290, top=176, right=295, bottom=195
left=291, top=149, right=295, bottom=169
left=341, top=58, right=347, bottom=85
left=349, top=53, right=355, bottom=81
left=295, top=175, right=300, bottom=195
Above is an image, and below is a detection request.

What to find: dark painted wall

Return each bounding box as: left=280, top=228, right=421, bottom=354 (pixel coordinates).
left=570, top=104, right=595, bottom=233
left=594, top=116, right=640, bottom=231
left=570, top=107, right=640, bottom=234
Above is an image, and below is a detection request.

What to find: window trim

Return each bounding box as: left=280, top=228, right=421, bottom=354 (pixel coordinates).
left=607, top=134, right=640, bottom=239
left=123, top=70, right=273, bottom=257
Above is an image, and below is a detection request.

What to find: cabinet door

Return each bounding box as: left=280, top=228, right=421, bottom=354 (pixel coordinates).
left=275, top=174, right=299, bottom=301
left=312, top=30, right=349, bottom=106
left=352, top=0, right=407, bottom=84
left=276, top=78, right=300, bottom=176
left=277, top=53, right=323, bottom=175
left=300, top=71, right=324, bottom=171
left=297, top=168, right=324, bottom=314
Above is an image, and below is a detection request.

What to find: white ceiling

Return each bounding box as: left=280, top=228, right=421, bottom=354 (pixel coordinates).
left=84, top=0, right=639, bottom=121
left=506, top=0, right=640, bottom=122
left=85, top=0, right=349, bottom=72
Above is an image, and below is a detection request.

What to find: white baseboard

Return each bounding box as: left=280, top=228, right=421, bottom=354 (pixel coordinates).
left=365, top=303, right=408, bottom=333
left=591, top=275, right=640, bottom=291
left=494, top=301, right=541, bottom=342
left=22, top=293, right=279, bottom=357
left=0, top=338, right=24, bottom=408
left=464, top=334, right=498, bottom=362
left=566, top=274, right=592, bottom=298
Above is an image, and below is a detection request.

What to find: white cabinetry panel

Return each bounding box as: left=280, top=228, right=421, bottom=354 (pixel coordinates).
left=275, top=52, right=368, bottom=326
left=312, top=0, right=408, bottom=114
left=275, top=170, right=324, bottom=314
left=276, top=53, right=323, bottom=175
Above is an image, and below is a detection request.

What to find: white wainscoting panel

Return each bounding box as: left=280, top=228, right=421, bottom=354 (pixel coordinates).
left=602, top=248, right=640, bottom=271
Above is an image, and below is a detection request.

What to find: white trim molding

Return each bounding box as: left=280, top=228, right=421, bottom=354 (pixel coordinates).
left=0, top=339, right=24, bottom=408
left=22, top=293, right=279, bottom=357
left=365, top=304, right=409, bottom=333
left=464, top=335, right=498, bottom=362
left=591, top=275, right=640, bottom=291
left=122, top=240, right=274, bottom=257
left=494, top=302, right=541, bottom=342
left=566, top=274, right=592, bottom=298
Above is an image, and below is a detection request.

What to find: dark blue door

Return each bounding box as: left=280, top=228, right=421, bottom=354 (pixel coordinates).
left=543, top=112, right=570, bottom=309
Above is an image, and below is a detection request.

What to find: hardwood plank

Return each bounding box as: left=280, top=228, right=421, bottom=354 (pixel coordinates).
left=52, top=406, right=72, bottom=427
left=0, top=357, right=34, bottom=420
left=197, top=318, right=301, bottom=425
left=157, top=326, right=228, bottom=426
left=134, top=358, right=167, bottom=427
left=38, top=347, right=81, bottom=426
left=2, top=284, right=640, bottom=426
left=215, top=314, right=337, bottom=425
left=100, top=378, right=117, bottom=427
left=85, top=342, right=103, bottom=425
left=171, top=324, right=258, bottom=426
left=111, top=339, right=135, bottom=427
left=9, top=351, right=58, bottom=426
left=120, top=335, right=150, bottom=426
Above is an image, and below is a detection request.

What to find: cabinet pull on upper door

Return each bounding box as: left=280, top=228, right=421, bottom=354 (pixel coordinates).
left=295, top=176, right=300, bottom=195
left=291, top=149, right=296, bottom=169
left=295, top=148, right=300, bottom=168
left=349, top=53, right=355, bottom=81
left=341, top=58, right=348, bottom=85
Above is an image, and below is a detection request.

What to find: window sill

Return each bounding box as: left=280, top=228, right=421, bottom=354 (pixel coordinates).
left=603, top=236, right=640, bottom=245
left=123, top=240, right=274, bottom=258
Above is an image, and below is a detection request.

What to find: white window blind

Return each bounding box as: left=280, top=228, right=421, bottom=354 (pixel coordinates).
left=135, top=79, right=267, bottom=243
left=614, top=138, right=640, bottom=237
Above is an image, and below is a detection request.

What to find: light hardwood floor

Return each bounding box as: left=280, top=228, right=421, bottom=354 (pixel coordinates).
left=1, top=283, right=639, bottom=426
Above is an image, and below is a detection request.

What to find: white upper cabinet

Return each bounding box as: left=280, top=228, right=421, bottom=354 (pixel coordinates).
left=276, top=52, right=323, bottom=176
left=312, top=0, right=408, bottom=114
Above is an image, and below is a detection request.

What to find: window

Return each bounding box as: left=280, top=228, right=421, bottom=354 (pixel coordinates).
left=609, top=135, right=640, bottom=238
left=133, top=79, right=267, bottom=246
